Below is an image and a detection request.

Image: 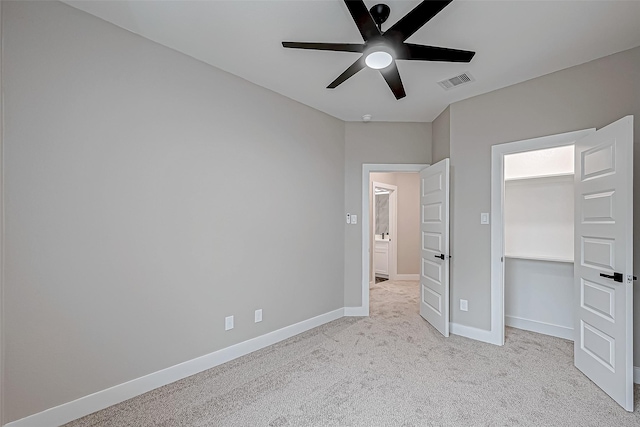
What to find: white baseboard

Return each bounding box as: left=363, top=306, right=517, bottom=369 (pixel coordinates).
left=5, top=308, right=345, bottom=427
left=344, top=306, right=368, bottom=317
left=450, top=322, right=502, bottom=346
left=635, top=366, right=640, bottom=384
left=506, top=315, right=574, bottom=341
left=393, top=274, right=419, bottom=281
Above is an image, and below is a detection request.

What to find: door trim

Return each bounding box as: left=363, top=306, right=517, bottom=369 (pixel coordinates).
left=489, top=129, right=595, bottom=346
left=372, top=181, right=397, bottom=281
left=361, top=164, right=429, bottom=316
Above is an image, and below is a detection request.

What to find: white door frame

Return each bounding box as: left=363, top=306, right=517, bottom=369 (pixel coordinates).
left=372, top=181, right=397, bottom=282
left=361, top=164, right=429, bottom=315
left=490, top=129, right=595, bottom=346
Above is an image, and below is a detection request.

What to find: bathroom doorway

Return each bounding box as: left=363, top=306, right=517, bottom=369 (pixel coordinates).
left=372, top=181, right=397, bottom=283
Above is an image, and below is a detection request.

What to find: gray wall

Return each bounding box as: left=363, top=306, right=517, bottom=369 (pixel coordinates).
left=344, top=123, right=432, bottom=307
left=431, top=106, right=450, bottom=164
left=3, top=1, right=345, bottom=423
left=505, top=258, right=574, bottom=335
left=369, top=172, right=421, bottom=280
left=447, top=46, right=640, bottom=364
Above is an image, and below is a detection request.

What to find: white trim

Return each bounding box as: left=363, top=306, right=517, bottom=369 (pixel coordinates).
left=635, top=367, right=640, bottom=384
left=0, top=1, right=5, bottom=423
left=394, top=274, right=419, bottom=281
left=344, top=306, right=368, bottom=317
left=372, top=181, right=398, bottom=281
left=4, top=308, right=345, bottom=427
left=450, top=322, right=503, bottom=346
left=505, top=315, right=573, bottom=341
left=490, top=129, right=595, bottom=347
left=362, top=164, right=428, bottom=317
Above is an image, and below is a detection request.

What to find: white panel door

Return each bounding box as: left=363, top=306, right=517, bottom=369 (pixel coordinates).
left=574, top=116, right=634, bottom=411
left=419, top=159, right=450, bottom=337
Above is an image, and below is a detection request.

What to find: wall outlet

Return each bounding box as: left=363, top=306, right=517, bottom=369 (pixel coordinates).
left=460, top=299, right=468, bottom=312
left=255, top=309, right=263, bottom=323
left=225, top=315, right=234, bottom=331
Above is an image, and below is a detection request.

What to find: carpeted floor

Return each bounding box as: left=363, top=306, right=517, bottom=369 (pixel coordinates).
left=66, top=280, right=640, bottom=426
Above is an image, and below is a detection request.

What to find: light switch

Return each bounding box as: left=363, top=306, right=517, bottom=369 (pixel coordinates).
left=350, top=214, right=358, bottom=224
left=480, top=213, right=490, bottom=225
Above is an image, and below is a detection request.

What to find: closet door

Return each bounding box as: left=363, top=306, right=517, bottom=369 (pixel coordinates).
left=574, top=116, right=633, bottom=411
left=419, top=159, right=450, bottom=337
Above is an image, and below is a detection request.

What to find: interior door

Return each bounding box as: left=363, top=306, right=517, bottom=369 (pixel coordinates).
left=419, top=158, right=450, bottom=337
left=574, top=116, right=634, bottom=411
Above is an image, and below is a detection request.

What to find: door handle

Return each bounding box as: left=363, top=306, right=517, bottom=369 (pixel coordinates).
left=434, top=254, right=451, bottom=260
left=599, top=272, right=637, bottom=283
left=600, top=272, right=624, bottom=283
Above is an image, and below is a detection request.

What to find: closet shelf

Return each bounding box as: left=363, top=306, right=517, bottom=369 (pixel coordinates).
left=505, top=172, right=573, bottom=182
left=505, top=254, right=573, bottom=263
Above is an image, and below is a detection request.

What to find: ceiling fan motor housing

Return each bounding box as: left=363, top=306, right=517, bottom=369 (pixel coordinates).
left=370, top=4, right=391, bottom=28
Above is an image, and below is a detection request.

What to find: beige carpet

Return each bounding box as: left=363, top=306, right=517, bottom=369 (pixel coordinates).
left=66, top=280, right=640, bottom=426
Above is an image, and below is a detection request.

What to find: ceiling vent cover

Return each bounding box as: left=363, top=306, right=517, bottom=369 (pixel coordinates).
left=437, top=72, right=475, bottom=90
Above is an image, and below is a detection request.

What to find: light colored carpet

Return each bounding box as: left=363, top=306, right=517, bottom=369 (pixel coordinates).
left=66, top=280, right=640, bottom=426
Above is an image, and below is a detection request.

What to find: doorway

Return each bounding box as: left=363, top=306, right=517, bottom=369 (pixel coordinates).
left=372, top=181, right=397, bottom=284
left=490, top=128, right=594, bottom=346
left=360, top=164, right=428, bottom=315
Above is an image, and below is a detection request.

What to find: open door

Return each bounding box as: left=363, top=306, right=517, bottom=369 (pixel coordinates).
left=574, top=116, right=634, bottom=411
left=419, top=158, right=450, bottom=337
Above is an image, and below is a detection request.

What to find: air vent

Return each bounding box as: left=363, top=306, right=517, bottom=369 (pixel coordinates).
left=437, top=72, right=475, bottom=90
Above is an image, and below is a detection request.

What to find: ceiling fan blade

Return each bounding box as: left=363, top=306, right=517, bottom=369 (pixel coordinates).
left=380, top=62, right=406, bottom=100
left=386, top=1, right=452, bottom=41
left=282, top=42, right=364, bottom=53
left=344, top=0, right=381, bottom=41
left=327, top=56, right=366, bottom=89
left=398, top=43, right=475, bottom=62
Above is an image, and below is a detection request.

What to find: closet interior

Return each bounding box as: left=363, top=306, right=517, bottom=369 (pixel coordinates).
left=504, top=145, right=575, bottom=340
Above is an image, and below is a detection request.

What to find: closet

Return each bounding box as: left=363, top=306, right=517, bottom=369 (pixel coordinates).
left=503, top=145, right=575, bottom=340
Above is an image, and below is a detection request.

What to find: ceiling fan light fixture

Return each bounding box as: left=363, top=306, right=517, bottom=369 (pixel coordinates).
left=364, top=44, right=394, bottom=69
left=365, top=50, right=393, bottom=69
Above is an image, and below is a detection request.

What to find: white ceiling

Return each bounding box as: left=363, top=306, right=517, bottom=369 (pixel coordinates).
left=64, top=0, right=640, bottom=122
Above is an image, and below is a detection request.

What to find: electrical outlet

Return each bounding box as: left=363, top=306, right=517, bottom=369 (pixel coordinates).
left=460, top=300, right=468, bottom=312
left=225, top=315, right=234, bottom=331
left=255, top=309, right=263, bottom=323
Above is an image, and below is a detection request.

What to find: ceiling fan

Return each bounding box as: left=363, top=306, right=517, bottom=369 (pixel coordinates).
left=282, top=0, right=475, bottom=100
